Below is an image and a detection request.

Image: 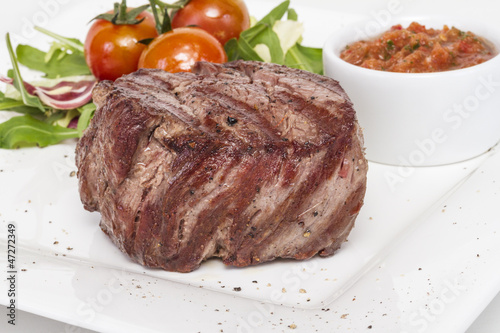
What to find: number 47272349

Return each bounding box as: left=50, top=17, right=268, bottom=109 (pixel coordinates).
left=7, top=223, right=16, bottom=270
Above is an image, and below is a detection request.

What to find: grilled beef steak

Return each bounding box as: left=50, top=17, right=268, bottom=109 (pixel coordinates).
left=76, top=60, right=368, bottom=273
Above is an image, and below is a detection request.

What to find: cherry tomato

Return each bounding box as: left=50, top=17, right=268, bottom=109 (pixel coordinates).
left=171, top=0, right=250, bottom=45
left=138, top=27, right=228, bottom=73
left=84, top=11, right=158, bottom=81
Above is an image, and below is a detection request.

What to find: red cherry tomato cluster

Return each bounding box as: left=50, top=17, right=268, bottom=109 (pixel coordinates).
left=84, top=0, right=250, bottom=80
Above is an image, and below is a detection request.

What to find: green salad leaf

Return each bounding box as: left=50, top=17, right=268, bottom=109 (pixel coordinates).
left=16, top=44, right=90, bottom=79
left=285, top=43, right=323, bottom=74
left=0, top=115, right=79, bottom=148
left=1, top=29, right=95, bottom=149
left=224, top=0, right=323, bottom=74
left=225, top=37, right=263, bottom=62
left=287, top=8, right=298, bottom=21
left=34, top=26, right=85, bottom=54
left=0, top=92, right=44, bottom=116
left=76, top=102, right=96, bottom=137
left=6, top=33, right=46, bottom=112
left=253, top=27, right=284, bottom=64
left=251, top=0, right=290, bottom=28
left=15, top=26, right=91, bottom=79
left=0, top=91, right=31, bottom=111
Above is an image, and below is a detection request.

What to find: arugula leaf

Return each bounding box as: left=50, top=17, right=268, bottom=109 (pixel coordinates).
left=252, top=27, right=284, bottom=64
left=16, top=44, right=90, bottom=79
left=0, top=115, right=78, bottom=149
left=77, top=102, right=96, bottom=137
left=252, top=0, right=289, bottom=27
left=285, top=43, right=323, bottom=75
left=225, top=2, right=289, bottom=62
left=0, top=100, right=43, bottom=116
left=224, top=0, right=323, bottom=74
left=55, top=109, right=79, bottom=128
left=236, top=1, right=288, bottom=45
left=1, top=28, right=95, bottom=150
left=44, top=111, right=65, bottom=125
left=14, top=26, right=91, bottom=78
left=225, top=37, right=263, bottom=62
left=0, top=99, right=25, bottom=110
left=5, top=33, right=46, bottom=112
left=0, top=91, right=25, bottom=110
left=34, top=26, right=84, bottom=53
left=0, top=91, right=44, bottom=115
left=224, top=39, right=238, bottom=61
left=287, top=8, right=298, bottom=21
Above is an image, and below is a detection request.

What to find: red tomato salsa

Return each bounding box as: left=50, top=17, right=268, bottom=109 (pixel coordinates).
left=340, top=22, right=497, bottom=73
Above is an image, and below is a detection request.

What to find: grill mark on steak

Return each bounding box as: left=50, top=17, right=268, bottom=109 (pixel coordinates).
left=76, top=60, right=368, bottom=272
left=189, top=84, right=285, bottom=143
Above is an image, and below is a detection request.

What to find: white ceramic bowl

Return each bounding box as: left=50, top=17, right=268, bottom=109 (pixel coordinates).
left=323, top=17, right=500, bottom=166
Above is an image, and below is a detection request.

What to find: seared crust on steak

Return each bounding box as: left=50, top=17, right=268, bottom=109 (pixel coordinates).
left=76, top=60, right=368, bottom=272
